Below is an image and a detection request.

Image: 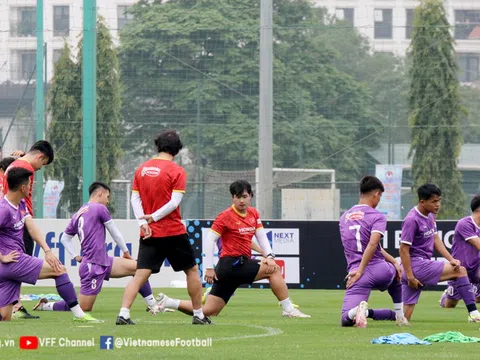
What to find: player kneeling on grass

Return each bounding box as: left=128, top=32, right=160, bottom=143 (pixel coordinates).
left=156, top=180, right=310, bottom=322
left=440, top=195, right=480, bottom=309
left=400, top=183, right=480, bottom=322
left=340, top=176, right=409, bottom=328
left=33, top=182, right=158, bottom=314
left=0, top=168, right=100, bottom=322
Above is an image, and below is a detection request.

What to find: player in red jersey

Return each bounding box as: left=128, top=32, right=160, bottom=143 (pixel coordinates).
left=3, top=141, right=54, bottom=319
left=116, top=130, right=204, bottom=325
left=156, top=180, right=310, bottom=319
left=0, top=157, right=16, bottom=199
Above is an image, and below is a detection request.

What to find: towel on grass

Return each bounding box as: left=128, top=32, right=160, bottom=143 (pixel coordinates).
left=423, top=332, right=480, bottom=343
left=371, top=333, right=431, bottom=345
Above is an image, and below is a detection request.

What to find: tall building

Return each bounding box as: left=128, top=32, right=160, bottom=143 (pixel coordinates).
left=315, top=0, right=480, bottom=83
left=0, top=0, right=137, bottom=152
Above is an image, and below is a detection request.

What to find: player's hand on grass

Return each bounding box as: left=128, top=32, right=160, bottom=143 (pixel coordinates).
left=74, top=255, right=83, bottom=263
left=407, top=276, right=423, bottom=289
left=346, top=269, right=363, bottom=288
left=0, top=250, right=20, bottom=263
left=139, top=214, right=154, bottom=224
left=45, top=250, right=63, bottom=273
left=450, top=259, right=461, bottom=271
left=123, top=251, right=133, bottom=260
left=140, top=224, right=152, bottom=239
left=10, top=150, right=25, bottom=157
left=204, top=268, right=217, bottom=284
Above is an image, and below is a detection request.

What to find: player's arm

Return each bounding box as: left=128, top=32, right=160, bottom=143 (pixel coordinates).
left=381, top=247, right=402, bottom=281
left=25, top=217, right=62, bottom=272
left=204, top=230, right=221, bottom=284
left=140, top=192, right=184, bottom=223
left=467, top=237, right=480, bottom=251
left=104, top=220, right=131, bottom=259
left=434, top=233, right=459, bottom=268
left=60, top=232, right=81, bottom=262
left=346, top=232, right=382, bottom=287
left=131, top=190, right=152, bottom=239
left=251, top=239, right=265, bottom=256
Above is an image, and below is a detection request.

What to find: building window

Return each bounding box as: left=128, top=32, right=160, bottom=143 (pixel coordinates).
left=11, top=51, right=36, bottom=81
left=53, top=49, right=63, bottom=65
left=117, top=5, right=134, bottom=31
left=335, top=8, right=354, bottom=26
left=53, top=6, right=69, bottom=37
left=406, top=9, right=414, bottom=39
left=10, top=7, right=36, bottom=37
left=455, top=10, right=480, bottom=40
left=374, top=9, right=393, bottom=39
left=458, top=54, right=480, bottom=82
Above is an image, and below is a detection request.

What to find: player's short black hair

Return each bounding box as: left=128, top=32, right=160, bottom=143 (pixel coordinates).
left=0, top=157, right=15, bottom=172
left=7, top=167, right=33, bottom=191
left=230, top=180, right=253, bottom=197
left=154, top=130, right=183, bottom=156
left=359, top=176, right=384, bottom=194
left=89, top=181, right=111, bottom=196
left=471, top=195, right=480, bottom=212
left=417, top=183, right=441, bottom=201
left=29, top=140, right=54, bottom=164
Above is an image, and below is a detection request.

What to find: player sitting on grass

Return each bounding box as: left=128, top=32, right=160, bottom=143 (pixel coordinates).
left=202, top=238, right=299, bottom=309
left=33, top=182, right=159, bottom=314
left=0, top=168, right=100, bottom=322
left=339, top=176, right=408, bottom=328
left=439, top=195, right=480, bottom=310
left=156, top=180, right=310, bottom=321
left=400, top=183, right=480, bottom=322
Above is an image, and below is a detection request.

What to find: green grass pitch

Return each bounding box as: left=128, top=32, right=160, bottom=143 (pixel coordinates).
left=2, top=287, right=480, bottom=359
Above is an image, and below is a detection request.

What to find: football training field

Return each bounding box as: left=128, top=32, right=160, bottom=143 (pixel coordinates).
left=2, top=288, right=480, bottom=359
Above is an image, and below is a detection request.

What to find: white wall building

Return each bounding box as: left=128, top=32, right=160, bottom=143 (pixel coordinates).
left=316, top=0, right=480, bottom=82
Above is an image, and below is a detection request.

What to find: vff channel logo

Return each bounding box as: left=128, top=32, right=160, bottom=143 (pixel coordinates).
left=100, top=336, right=114, bottom=350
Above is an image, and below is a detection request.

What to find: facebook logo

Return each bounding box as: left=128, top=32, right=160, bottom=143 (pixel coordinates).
left=100, top=336, right=114, bottom=350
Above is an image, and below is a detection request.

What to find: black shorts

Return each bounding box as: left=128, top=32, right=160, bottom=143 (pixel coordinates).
left=210, top=256, right=260, bottom=304
left=137, top=233, right=196, bottom=273
left=23, top=226, right=34, bottom=256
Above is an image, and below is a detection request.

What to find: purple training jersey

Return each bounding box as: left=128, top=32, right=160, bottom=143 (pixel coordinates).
left=339, top=204, right=387, bottom=272
left=0, top=198, right=30, bottom=254
left=64, top=202, right=112, bottom=266
left=401, top=207, right=437, bottom=259
left=451, top=216, right=480, bottom=273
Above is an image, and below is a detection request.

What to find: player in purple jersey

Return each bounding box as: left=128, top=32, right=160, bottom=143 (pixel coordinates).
left=440, top=195, right=480, bottom=309
left=0, top=168, right=100, bottom=322
left=339, top=176, right=408, bottom=328
left=400, top=183, right=480, bottom=322
left=33, top=182, right=159, bottom=314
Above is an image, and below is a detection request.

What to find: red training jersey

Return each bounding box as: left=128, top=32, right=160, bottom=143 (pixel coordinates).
left=211, top=206, right=264, bottom=258
left=133, top=158, right=186, bottom=238
left=0, top=173, right=4, bottom=199
left=3, top=159, right=35, bottom=216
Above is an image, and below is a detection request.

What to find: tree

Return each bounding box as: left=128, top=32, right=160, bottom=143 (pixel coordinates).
left=408, top=0, right=466, bottom=218
left=48, top=18, right=123, bottom=215
left=119, top=0, right=380, bottom=180
left=46, top=44, right=82, bottom=213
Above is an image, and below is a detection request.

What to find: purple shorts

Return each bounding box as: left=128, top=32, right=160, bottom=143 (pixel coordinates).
left=446, top=265, right=480, bottom=300
left=341, top=261, right=396, bottom=314
left=401, top=258, right=444, bottom=305
left=0, top=253, right=43, bottom=308
left=79, top=256, right=114, bottom=296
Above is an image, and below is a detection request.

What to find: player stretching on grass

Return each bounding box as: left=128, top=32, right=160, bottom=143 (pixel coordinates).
left=440, top=195, right=480, bottom=309
left=400, top=183, right=480, bottom=322
left=156, top=180, right=310, bottom=320
left=33, top=182, right=159, bottom=314
left=340, top=176, right=408, bottom=328
left=0, top=168, right=100, bottom=322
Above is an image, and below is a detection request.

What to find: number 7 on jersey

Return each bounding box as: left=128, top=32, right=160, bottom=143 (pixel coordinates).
left=349, top=225, right=362, bottom=252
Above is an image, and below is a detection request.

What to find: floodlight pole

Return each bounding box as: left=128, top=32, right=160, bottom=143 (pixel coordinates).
left=35, top=0, right=44, bottom=217
left=258, top=0, right=273, bottom=219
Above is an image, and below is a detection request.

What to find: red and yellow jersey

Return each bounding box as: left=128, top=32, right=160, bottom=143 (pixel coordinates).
left=133, top=158, right=186, bottom=237
left=211, top=206, right=263, bottom=258
left=3, top=159, right=35, bottom=216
